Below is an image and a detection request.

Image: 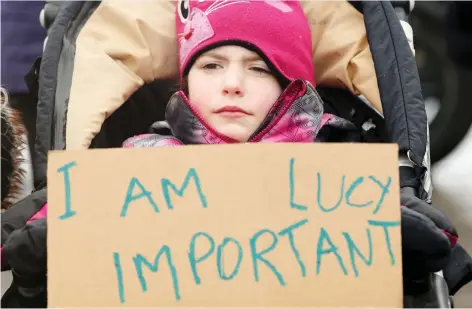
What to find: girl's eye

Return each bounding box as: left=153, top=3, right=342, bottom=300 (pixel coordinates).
left=202, top=63, right=222, bottom=70
left=250, top=66, right=271, bottom=75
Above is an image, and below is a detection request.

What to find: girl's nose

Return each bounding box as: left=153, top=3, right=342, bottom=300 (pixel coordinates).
left=222, top=86, right=243, bottom=96
left=222, top=68, right=244, bottom=97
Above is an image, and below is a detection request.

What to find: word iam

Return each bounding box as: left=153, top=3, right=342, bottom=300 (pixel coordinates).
left=55, top=158, right=392, bottom=220
left=112, top=218, right=399, bottom=303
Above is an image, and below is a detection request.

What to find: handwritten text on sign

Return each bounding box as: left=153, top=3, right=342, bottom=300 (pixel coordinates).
left=47, top=143, right=402, bottom=307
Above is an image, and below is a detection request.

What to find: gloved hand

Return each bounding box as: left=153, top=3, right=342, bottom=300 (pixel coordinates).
left=400, top=186, right=458, bottom=292
left=2, top=218, right=47, bottom=308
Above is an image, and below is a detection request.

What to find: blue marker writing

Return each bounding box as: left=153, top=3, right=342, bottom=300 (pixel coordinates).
left=57, top=161, right=78, bottom=220
left=368, top=220, right=400, bottom=265
left=317, top=173, right=345, bottom=212
left=217, top=237, right=243, bottom=280
left=342, top=229, right=373, bottom=277
left=345, top=177, right=373, bottom=208
left=316, top=227, right=348, bottom=275
left=278, top=219, right=309, bottom=277
left=250, top=229, right=286, bottom=286
left=133, top=246, right=180, bottom=301
left=289, top=158, right=308, bottom=211
left=161, top=168, right=208, bottom=210
left=188, top=232, right=215, bottom=285
left=369, top=176, right=392, bottom=215
left=113, top=252, right=125, bottom=303
left=120, top=177, right=159, bottom=217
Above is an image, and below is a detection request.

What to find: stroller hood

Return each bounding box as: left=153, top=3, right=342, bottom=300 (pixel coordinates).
left=33, top=0, right=429, bottom=194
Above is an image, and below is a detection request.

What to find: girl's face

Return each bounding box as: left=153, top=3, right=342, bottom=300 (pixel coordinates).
left=187, top=45, right=283, bottom=142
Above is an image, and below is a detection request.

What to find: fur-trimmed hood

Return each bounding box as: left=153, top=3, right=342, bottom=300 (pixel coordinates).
left=1, top=97, right=33, bottom=210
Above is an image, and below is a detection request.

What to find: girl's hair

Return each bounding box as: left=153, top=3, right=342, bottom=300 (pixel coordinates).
left=180, top=76, right=189, bottom=95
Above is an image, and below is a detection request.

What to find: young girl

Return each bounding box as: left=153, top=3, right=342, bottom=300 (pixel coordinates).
left=123, top=0, right=354, bottom=148
left=1, top=1, right=465, bottom=307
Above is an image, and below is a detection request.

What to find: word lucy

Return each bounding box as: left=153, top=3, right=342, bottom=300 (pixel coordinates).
left=113, top=219, right=399, bottom=303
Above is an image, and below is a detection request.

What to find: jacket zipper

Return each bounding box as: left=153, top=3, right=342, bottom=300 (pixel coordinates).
left=249, top=80, right=306, bottom=142
left=178, top=91, right=237, bottom=143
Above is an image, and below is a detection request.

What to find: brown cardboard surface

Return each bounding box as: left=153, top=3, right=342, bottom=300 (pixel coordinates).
left=47, top=143, right=401, bottom=307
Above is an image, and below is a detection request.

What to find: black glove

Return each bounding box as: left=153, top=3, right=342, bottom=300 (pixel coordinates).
left=400, top=186, right=458, bottom=294
left=2, top=218, right=47, bottom=308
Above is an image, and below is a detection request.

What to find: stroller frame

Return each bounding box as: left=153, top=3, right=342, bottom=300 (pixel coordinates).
left=2, top=0, right=471, bottom=308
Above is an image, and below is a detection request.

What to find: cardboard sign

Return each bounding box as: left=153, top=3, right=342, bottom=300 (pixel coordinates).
left=47, top=143, right=402, bottom=307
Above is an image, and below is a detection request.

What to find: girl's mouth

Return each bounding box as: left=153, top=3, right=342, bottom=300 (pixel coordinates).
left=215, top=106, right=251, bottom=118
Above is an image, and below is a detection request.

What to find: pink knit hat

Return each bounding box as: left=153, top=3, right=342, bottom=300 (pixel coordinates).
left=176, top=0, right=315, bottom=85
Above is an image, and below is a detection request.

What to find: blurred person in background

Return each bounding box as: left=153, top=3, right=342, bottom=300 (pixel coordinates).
left=1, top=2, right=44, bottom=299
left=446, top=1, right=472, bottom=69
left=1, top=0, right=46, bottom=154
